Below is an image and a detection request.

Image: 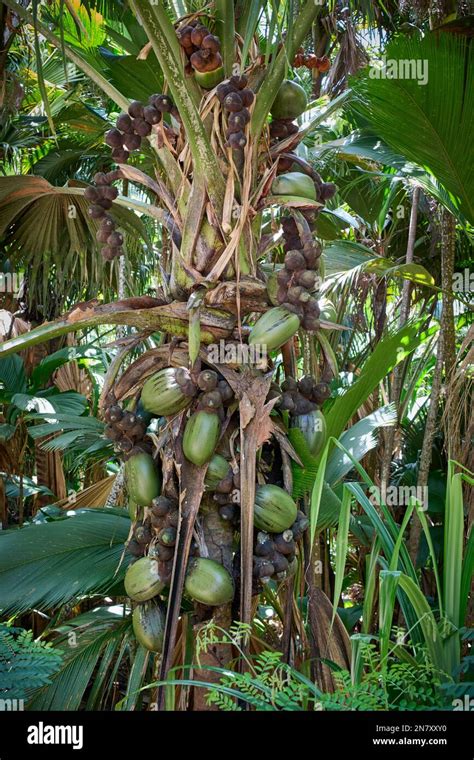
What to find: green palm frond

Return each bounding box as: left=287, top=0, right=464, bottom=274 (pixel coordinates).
left=101, top=50, right=165, bottom=102
left=325, top=404, right=397, bottom=486
left=0, top=354, right=27, bottom=395
left=29, top=607, right=133, bottom=711
left=30, top=143, right=109, bottom=184
left=3, top=475, right=54, bottom=500
left=67, top=0, right=129, bottom=23
left=52, top=101, right=107, bottom=139
left=0, top=116, right=50, bottom=169
left=13, top=390, right=87, bottom=416
left=338, top=169, right=390, bottom=226
left=290, top=405, right=396, bottom=530
left=322, top=240, right=435, bottom=300
left=333, top=130, right=468, bottom=223
left=26, top=413, right=110, bottom=463
left=0, top=509, right=132, bottom=615
left=30, top=343, right=107, bottom=389
left=40, top=52, right=83, bottom=88
left=350, top=33, right=474, bottom=223
left=323, top=319, right=438, bottom=449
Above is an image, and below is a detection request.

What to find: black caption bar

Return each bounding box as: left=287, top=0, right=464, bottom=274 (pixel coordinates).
left=0, top=710, right=471, bottom=758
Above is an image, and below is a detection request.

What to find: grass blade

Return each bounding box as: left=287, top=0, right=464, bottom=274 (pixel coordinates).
left=332, top=486, right=352, bottom=623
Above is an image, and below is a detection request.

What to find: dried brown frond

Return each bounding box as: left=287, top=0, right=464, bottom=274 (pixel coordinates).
left=54, top=475, right=117, bottom=510
left=325, top=19, right=369, bottom=97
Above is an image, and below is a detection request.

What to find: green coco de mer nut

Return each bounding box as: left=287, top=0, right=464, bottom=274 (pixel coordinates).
left=248, top=306, right=300, bottom=352
left=124, top=557, right=166, bottom=602
left=183, top=410, right=221, bottom=466
left=125, top=452, right=161, bottom=506
left=132, top=600, right=166, bottom=652
left=291, top=409, right=327, bottom=456
left=270, top=79, right=308, bottom=120
left=205, top=453, right=231, bottom=488
left=141, top=367, right=191, bottom=416
left=185, top=558, right=234, bottom=606
left=272, top=172, right=317, bottom=201
left=254, top=484, right=297, bottom=533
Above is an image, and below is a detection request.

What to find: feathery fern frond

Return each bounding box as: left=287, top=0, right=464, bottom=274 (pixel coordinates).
left=0, top=625, right=63, bottom=699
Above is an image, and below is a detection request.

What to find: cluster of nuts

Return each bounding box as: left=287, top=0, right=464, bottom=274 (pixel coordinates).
left=293, top=49, right=331, bottom=72
left=269, top=117, right=299, bottom=144
left=106, top=94, right=176, bottom=159
left=177, top=20, right=222, bottom=76
left=275, top=217, right=322, bottom=331
left=126, top=496, right=179, bottom=585
left=86, top=93, right=177, bottom=261
left=177, top=368, right=234, bottom=421
left=253, top=511, right=308, bottom=585
left=211, top=461, right=241, bottom=523
left=278, top=375, right=330, bottom=415
left=85, top=169, right=124, bottom=260
left=103, top=393, right=152, bottom=457
left=308, top=175, right=337, bottom=202
left=84, top=95, right=177, bottom=261
left=216, top=75, right=254, bottom=150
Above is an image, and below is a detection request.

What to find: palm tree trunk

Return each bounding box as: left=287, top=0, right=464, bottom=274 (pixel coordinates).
left=191, top=498, right=234, bottom=710
left=381, top=186, right=420, bottom=498
left=105, top=464, right=124, bottom=507
left=439, top=210, right=457, bottom=458
left=408, top=206, right=455, bottom=565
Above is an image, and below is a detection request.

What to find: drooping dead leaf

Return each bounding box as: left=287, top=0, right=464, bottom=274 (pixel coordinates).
left=239, top=393, right=255, bottom=429
left=271, top=420, right=304, bottom=467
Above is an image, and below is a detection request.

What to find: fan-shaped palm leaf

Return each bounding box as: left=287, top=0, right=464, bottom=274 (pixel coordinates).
left=331, top=130, right=468, bottom=223
left=51, top=475, right=116, bottom=509
left=29, top=607, right=133, bottom=711
left=0, top=175, right=150, bottom=308
left=325, top=403, right=397, bottom=485
left=0, top=509, right=132, bottom=614
left=350, top=33, right=474, bottom=223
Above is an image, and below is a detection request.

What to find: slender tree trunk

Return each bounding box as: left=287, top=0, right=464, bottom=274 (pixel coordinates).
left=381, top=187, right=420, bottom=498
left=408, top=206, right=455, bottom=565
left=408, top=321, right=444, bottom=564
left=439, top=210, right=457, bottom=459
left=116, top=179, right=128, bottom=340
